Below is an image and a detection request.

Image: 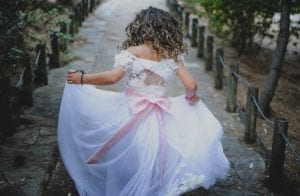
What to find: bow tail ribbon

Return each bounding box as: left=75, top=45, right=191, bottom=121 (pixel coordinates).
left=153, top=105, right=168, bottom=185
left=86, top=105, right=153, bottom=164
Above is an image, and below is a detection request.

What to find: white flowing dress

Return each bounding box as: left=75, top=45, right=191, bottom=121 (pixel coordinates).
left=58, top=50, right=229, bottom=196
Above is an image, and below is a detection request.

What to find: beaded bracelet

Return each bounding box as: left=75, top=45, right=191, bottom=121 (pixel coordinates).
left=79, top=70, right=86, bottom=85
left=70, top=70, right=86, bottom=85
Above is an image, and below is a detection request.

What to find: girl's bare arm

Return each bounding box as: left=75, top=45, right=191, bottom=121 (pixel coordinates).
left=176, top=62, right=199, bottom=105
left=67, top=67, right=125, bottom=85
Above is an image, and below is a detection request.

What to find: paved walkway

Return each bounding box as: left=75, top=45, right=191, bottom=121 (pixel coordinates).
left=0, top=0, right=268, bottom=195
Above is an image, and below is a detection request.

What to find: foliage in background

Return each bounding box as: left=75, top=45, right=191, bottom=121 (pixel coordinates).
left=182, top=0, right=300, bottom=55
left=0, top=0, right=73, bottom=131
left=290, top=1, right=300, bottom=40
left=0, top=0, right=69, bottom=78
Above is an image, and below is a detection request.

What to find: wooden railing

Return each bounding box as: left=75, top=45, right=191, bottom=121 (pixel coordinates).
left=168, top=0, right=300, bottom=190
left=1, top=0, right=102, bottom=136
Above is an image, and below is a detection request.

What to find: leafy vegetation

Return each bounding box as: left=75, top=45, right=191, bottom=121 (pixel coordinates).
left=182, top=0, right=300, bottom=55
left=0, top=0, right=71, bottom=78
left=0, top=0, right=73, bottom=136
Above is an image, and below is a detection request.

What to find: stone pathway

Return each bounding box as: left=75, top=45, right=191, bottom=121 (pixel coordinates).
left=0, top=0, right=268, bottom=195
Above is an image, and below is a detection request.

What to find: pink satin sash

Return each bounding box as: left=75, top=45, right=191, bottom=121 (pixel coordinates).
left=86, top=89, right=171, bottom=183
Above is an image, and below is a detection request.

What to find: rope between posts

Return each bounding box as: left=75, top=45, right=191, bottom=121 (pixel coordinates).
left=231, top=71, right=251, bottom=87
left=250, top=95, right=274, bottom=125
left=217, top=55, right=228, bottom=68
left=34, top=49, right=41, bottom=68
left=251, top=95, right=300, bottom=164
left=16, top=44, right=41, bottom=89
left=279, top=130, right=300, bottom=163
left=218, top=55, right=251, bottom=87
left=16, top=67, right=26, bottom=88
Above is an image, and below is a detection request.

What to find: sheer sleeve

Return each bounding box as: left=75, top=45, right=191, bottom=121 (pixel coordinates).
left=113, top=50, right=135, bottom=73
left=166, top=60, right=179, bottom=72
left=166, top=54, right=187, bottom=72
left=177, top=54, right=186, bottom=65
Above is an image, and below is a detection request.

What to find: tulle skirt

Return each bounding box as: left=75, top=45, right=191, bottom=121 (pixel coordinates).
left=57, top=84, right=229, bottom=196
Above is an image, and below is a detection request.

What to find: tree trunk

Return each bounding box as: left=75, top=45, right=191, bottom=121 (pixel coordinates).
left=259, top=0, right=291, bottom=117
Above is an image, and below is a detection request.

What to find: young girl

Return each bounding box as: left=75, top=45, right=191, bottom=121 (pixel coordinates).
left=58, top=6, right=229, bottom=196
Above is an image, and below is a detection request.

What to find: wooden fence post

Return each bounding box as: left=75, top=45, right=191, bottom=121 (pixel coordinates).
left=174, top=2, right=180, bottom=16
left=226, top=64, right=239, bottom=112
left=82, top=0, right=86, bottom=17
left=0, top=76, right=16, bottom=136
left=191, top=18, right=198, bottom=47
left=169, top=0, right=174, bottom=10
left=33, top=44, right=48, bottom=86
left=84, top=0, right=89, bottom=17
left=77, top=3, right=82, bottom=26
left=167, top=0, right=171, bottom=8
left=69, top=13, right=75, bottom=35
left=74, top=7, right=79, bottom=33
left=49, top=32, right=60, bottom=68
left=184, top=11, right=190, bottom=38
left=205, top=35, right=214, bottom=71
left=81, top=1, right=85, bottom=21
left=177, top=5, right=183, bottom=22
left=175, top=1, right=182, bottom=18
left=244, top=86, right=258, bottom=143
left=90, top=0, right=95, bottom=12
left=214, top=48, right=223, bottom=89
left=81, top=0, right=85, bottom=20
left=60, top=23, right=67, bottom=52
left=197, top=25, right=205, bottom=58
left=269, top=118, right=288, bottom=189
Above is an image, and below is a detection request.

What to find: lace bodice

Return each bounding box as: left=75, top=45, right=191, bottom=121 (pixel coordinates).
left=113, top=50, right=179, bottom=95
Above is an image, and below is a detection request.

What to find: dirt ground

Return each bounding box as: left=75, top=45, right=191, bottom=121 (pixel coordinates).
left=221, top=41, right=300, bottom=192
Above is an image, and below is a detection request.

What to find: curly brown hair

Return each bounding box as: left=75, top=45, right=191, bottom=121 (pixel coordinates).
left=121, top=7, right=187, bottom=60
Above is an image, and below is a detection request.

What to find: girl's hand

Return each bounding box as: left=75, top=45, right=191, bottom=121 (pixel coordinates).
left=185, top=94, right=199, bottom=106
left=67, top=69, right=81, bottom=84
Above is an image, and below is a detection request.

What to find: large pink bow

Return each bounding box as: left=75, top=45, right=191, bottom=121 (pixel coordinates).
left=86, top=89, right=171, bottom=183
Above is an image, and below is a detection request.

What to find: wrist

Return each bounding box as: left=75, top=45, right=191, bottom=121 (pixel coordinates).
left=77, top=70, right=86, bottom=85
left=185, top=94, right=196, bottom=100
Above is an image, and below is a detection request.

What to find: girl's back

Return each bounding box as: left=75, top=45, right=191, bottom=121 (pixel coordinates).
left=113, top=45, right=180, bottom=96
